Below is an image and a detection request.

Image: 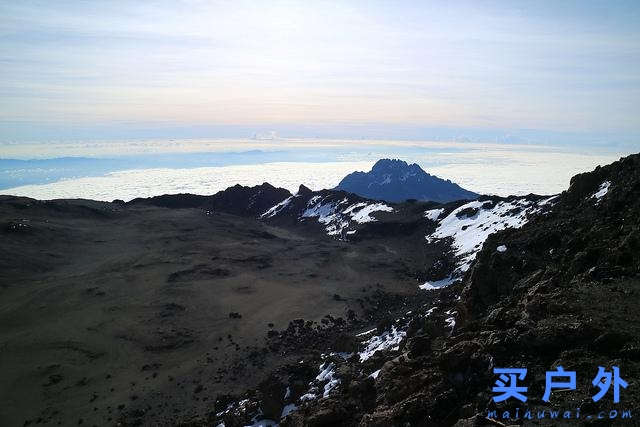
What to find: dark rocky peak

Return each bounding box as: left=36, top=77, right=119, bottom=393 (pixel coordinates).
left=297, top=184, right=313, bottom=196
left=336, top=158, right=479, bottom=203
left=209, top=183, right=291, bottom=217
left=371, top=158, right=413, bottom=172
left=563, top=153, right=639, bottom=210
left=127, top=193, right=209, bottom=209
left=371, top=158, right=433, bottom=176
left=127, top=183, right=291, bottom=217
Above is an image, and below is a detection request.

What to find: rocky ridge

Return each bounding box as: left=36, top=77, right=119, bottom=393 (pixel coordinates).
left=206, top=154, right=640, bottom=426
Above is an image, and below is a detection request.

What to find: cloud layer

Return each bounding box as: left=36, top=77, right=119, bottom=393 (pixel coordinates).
left=3, top=146, right=619, bottom=201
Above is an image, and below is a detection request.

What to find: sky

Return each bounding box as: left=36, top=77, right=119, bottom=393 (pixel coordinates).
left=1, top=0, right=639, bottom=147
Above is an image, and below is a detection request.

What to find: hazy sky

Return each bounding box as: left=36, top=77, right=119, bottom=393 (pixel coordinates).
left=1, top=1, right=639, bottom=146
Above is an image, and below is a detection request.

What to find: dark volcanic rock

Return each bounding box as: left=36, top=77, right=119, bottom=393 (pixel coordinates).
left=335, top=159, right=479, bottom=203
left=208, top=183, right=291, bottom=217
left=128, top=182, right=291, bottom=217
left=128, top=193, right=209, bottom=209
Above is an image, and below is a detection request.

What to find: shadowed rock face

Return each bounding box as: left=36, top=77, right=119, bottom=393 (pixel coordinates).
left=335, top=159, right=479, bottom=203
left=128, top=182, right=292, bottom=216
left=463, top=154, right=640, bottom=318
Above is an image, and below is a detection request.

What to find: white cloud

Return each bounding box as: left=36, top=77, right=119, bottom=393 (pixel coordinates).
left=2, top=161, right=373, bottom=201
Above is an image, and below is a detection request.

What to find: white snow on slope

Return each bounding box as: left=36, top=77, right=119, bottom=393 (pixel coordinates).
left=261, top=195, right=294, bottom=218
left=316, top=362, right=340, bottom=398
left=215, top=398, right=279, bottom=427
left=299, top=392, right=316, bottom=401
left=445, top=310, right=457, bottom=332
left=427, top=199, right=542, bottom=274
left=356, top=327, right=377, bottom=337
left=539, top=195, right=559, bottom=206
left=221, top=322, right=411, bottom=423
left=359, top=325, right=406, bottom=361
left=419, top=276, right=456, bottom=290
left=590, top=181, right=611, bottom=201
left=299, top=360, right=342, bottom=403
left=424, top=208, right=444, bottom=221
left=345, top=202, right=394, bottom=223
left=300, top=196, right=393, bottom=237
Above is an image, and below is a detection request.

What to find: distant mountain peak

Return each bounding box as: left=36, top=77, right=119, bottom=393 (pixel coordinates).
left=371, top=158, right=417, bottom=171
left=335, top=158, right=478, bottom=203
left=372, top=158, right=406, bottom=168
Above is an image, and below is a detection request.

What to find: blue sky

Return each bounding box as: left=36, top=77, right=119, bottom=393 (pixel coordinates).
left=1, top=0, right=639, bottom=147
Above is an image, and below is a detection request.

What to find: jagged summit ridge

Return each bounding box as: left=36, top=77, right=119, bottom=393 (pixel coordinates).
left=335, top=158, right=479, bottom=203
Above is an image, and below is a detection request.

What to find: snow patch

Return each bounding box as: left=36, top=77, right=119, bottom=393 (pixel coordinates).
left=301, top=198, right=349, bottom=236
left=445, top=310, right=457, bottom=332
left=281, top=403, right=297, bottom=419
left=299, top=393, right=316, bottom=401
left=359, top=325, right=406, bottom=362
left=261, top=196, right=293, bottom=218
left=299, top=360, right=342, bottom=403
left=356, top=327, right=377, bottom=337
left=307, top=195, right=322, bottom=205
left=427, top=198, right=542, bottom=275
left=496, top=245, right=507, bottom=253
left=590, top=181, right=611, bottom=202
left=300, top=197, right=393, bottom=237
left=424, top=208, right=444, bottom=221
left=346, top=202, right=393, bottom=223
left=316, top=362, right=340, bottom=398
left=539, top=195, right=559, bottom=206
left=419, top=276, right=456, bottom=290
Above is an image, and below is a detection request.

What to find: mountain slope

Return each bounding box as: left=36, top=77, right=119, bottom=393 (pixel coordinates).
left=4, top=154, right=637, bottom=426
left=0, top=192, right=434, bottom=427
left=201, top=153, right=639, bottom=427
left=336, top=159, right=479, bottom=203
left=272, top=153, right=640, bottom=426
